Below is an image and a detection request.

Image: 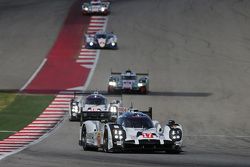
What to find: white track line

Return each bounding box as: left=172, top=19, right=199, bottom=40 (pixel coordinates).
left=20, top=58, right=47, bottom=91
left=78, top=55, right=96, bottom=59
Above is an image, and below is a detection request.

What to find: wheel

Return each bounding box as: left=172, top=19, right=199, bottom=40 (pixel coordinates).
left=81, top=126, right=90, bottom=151
left=108, top=86, right=113, bottom=94
left=139, top=86, right=147, bottom=94
left=69, top=116, right=75, bottom=121
left=103, top=128, right=111, bottom=153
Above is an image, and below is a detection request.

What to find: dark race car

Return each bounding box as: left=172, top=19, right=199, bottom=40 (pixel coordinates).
left=85, top=31, right=117, bottom=49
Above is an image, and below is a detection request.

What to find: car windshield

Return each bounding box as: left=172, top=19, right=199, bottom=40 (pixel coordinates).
left=121, top=76, right=137, bottom=80
left=85, top=97, right=105, bottom=105
left=92, top=3, right=101, bottom=6
left=96, top=34, right=107, bottom=39
left=119, top=117, right=154, bottom=129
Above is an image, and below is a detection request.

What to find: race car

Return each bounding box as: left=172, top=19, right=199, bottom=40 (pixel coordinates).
left=85, top=31, right=118, bottom=49
left=69, top=91, right=122, bottom=121
left=79, top=108, right=183, bottom=153
left=82, top=0, right=110, bottom=15
left=108, top=69, right=149, bottom=94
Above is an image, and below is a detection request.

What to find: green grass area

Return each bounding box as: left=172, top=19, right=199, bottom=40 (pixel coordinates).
left=0, top=94, right=54, bottom=140
left=0, top=93, right=16, bottom=111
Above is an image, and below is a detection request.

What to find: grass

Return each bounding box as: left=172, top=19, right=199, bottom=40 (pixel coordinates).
left=0, top=93, right=54, bottom=140
left=0, top=93, right=16, bottom=111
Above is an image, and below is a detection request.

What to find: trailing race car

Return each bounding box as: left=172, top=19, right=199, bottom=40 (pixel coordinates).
left=85, top=31, right=117, bottom=49
left=69, top=91, right=122, bottom=121
left=108, top=69, right=149, bottom=94
left=82, top=0, right=110, bottom=15
left=79, top=108, right=183, bottom=153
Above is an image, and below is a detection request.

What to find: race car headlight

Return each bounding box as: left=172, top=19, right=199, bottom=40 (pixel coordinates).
left=84, top=7, right=89, bottom=11
left=101, top=7, right=105, bottom=12
left=138, top=83, right=143, bottom=87
left=111, top=42, right=116, bottom=46
left=72, top=105, right=79, bottom=113
left=113, top=129, right=124, bottom=140
left=89, top=42, right=94, bottom=46
left=169, top=129, right=182, bottom=141
left=110, top=106, right=117, bottom=113
left=109, top=81, right=117, bottom=87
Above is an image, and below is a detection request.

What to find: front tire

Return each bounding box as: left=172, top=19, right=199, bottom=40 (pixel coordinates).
left=139, top=86, right=147, bottom=94
left=81, top=126, right=90, bottom=151
left=103, top=128, right=111, bottom=153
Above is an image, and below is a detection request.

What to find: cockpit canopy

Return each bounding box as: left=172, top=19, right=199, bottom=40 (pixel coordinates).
left=85, top=94, right=106, bottom=105
left=91, top=0, right=102, bottom=5
left=96, top=34, right=107, bottom=39
left=121, top=70, right=137, bottom=80
left=117, top=112, right=154, bottom=129
left=121, top=75, right=137, bottom=80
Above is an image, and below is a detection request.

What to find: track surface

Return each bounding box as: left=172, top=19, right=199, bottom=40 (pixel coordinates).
left=1, top=0, right=250, bottom=166
left=0, top=0, right=73, bottom=90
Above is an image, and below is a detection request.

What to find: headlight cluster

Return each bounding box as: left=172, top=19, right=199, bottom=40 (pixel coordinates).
left=110, top=106, right=117, bottom=113
left=113, top=129, right=123, bottom=140
left=72, top=105, right=79, bottom=113
left=169, top=129, right=182, bottom=141
left=137, top=83, right=143, bottom=87
left=84, top=7, right=89, bottom=11
left=109, top=81, right=117, bottom=87
left=89, top=42, right=94, bottom=46
left=100, top=7, right=106, bottom=12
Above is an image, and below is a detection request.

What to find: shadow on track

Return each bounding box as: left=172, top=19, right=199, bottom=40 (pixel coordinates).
left=0, top=89, right=212, bottom=97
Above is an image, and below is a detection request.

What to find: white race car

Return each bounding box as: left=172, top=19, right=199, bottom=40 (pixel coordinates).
left=69, top=92, right=122, bottom=121
left=82, top=0, right=110, bottom=15
left=79, top=108, right=183, bottom=153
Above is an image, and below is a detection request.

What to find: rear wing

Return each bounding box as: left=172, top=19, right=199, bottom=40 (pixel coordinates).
left=110, top=71, right=149, bottom=76
left=72, top=91, right=100, bottom=98
left=80, top=111, right=115, bottom=125
left=136, top=73, right=149, bottom=76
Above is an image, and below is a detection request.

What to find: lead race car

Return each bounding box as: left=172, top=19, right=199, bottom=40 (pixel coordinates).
left=79, top=107, right=183, bottom=153
left=85, top=31, right=118, bottom=49
left=69, top=91, right=122, bottom=121
left=82, top=0, right=110, bottom=15
left=108, top=69, right=149, bottom=94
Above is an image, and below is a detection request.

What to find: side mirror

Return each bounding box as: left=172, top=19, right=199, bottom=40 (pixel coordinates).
left=168, top=120, right=176, bottom=126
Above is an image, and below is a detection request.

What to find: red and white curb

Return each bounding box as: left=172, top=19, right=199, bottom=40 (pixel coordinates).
left=0, top=15, right=109, bottom=160
left=0, top=93, right=73, bottom=160
left=77, top=16, right=108, bottom=69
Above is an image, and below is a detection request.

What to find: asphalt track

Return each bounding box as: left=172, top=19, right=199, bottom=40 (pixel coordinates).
left=1, top=0, right=250, bottom=166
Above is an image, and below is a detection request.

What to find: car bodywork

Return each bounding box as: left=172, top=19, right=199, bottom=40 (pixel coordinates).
left=79, top=108, right=183, bottom=153
left=69, top=92, right=122, bottom=121
left=85, top=31, right=118, bottom=49
left=82, top=0, right=110, bottom=15
left=108, top=69, right=149, bottom=94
